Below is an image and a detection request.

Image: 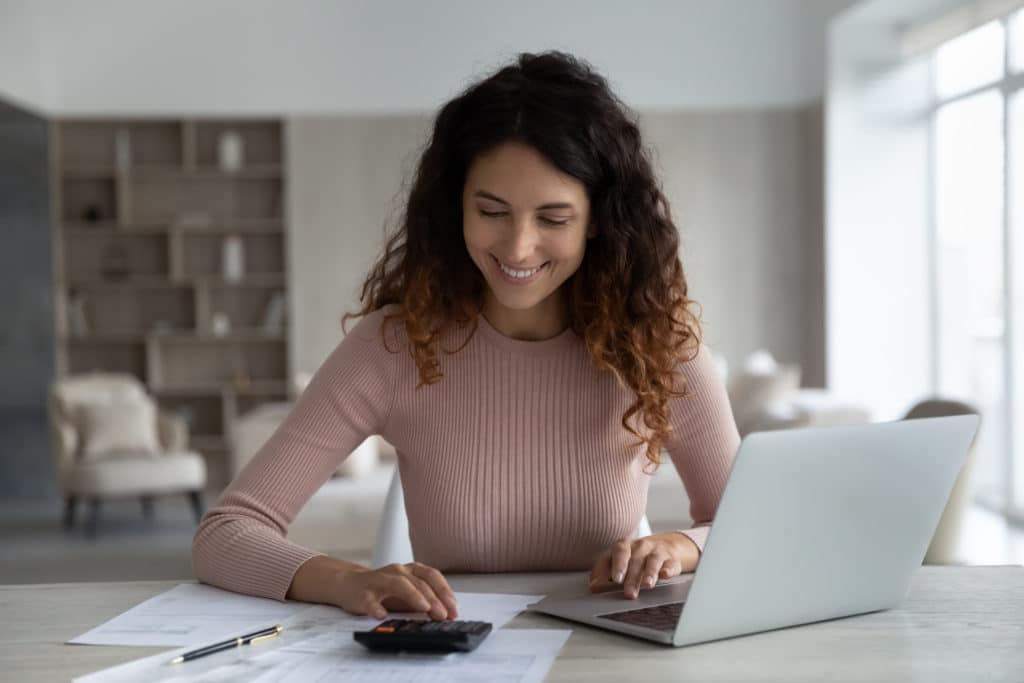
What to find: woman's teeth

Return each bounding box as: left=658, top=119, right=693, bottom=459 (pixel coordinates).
left=500, top=262, right=544, bottom=278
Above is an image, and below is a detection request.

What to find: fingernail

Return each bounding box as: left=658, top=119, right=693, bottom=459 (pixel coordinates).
left=644, top=575, right=655, bottom=587
left=613, top=572, right=624, bottom=583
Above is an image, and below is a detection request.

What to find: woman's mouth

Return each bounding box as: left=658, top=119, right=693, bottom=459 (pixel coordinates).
left=491, top=254, right=550, bottom=285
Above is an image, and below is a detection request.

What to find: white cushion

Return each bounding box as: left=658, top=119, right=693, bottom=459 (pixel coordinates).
left=66, top=451, right=207, bottom=497
left=76, top=397, right=160, bottom=462
left=727, top=350, right=802, bottom=436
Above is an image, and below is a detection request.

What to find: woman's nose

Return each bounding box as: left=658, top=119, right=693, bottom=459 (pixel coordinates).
left=504, top=219, right=540, bottom=264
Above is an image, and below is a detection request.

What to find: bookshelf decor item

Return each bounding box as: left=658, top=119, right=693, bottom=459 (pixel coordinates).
left=52, top=118, right=290, bottom=488
left=218, top=130, right=244, bottom=172
left=222, top=233, right=245, bottom=282
left=211, top=312, right=231, bottom=337
left=114, top=129, right=131, bottom=171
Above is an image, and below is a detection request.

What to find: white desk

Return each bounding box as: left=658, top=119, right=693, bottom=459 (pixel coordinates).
left=2, top=566, right=1022, bottom=682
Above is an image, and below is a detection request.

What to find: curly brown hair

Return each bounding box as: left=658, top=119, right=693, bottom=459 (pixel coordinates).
left=342, top=50, right=703, bottom=470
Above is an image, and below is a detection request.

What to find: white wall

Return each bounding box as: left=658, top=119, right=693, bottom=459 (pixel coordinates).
left=0, top=0, right=50, bottom=112
left=826, top=0, right=956, bottom=420
left=8, top=0, right=852, bottom=115
left=286, top=116, right=432, bottom=375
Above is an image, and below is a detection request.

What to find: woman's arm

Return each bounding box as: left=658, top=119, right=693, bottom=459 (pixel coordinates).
left=191, top=309, right=398, bottom=601
left=662, top=343, right=741, bottom=553
left=589, top=344, right=740, bottom=597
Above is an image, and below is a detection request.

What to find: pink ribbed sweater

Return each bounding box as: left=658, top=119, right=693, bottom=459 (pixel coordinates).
left=192, top=306, right=740, bottom=601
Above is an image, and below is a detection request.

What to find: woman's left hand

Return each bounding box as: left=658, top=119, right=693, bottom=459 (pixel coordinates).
left=589, top=532, right=701, bottom=599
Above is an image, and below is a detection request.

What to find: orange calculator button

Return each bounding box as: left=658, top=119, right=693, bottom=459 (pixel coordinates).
left=375, top=626, right=395, bottom=633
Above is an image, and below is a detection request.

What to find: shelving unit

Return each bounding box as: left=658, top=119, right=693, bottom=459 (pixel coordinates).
left=50, top=118, right=290, bottom=488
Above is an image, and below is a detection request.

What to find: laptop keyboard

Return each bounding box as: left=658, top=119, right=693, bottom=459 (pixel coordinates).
left=596, top=601, right=685, bottom=632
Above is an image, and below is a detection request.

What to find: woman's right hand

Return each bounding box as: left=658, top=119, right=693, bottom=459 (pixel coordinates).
left=336, top=562, right=459, bottom=621
left=288, top=556, right=458, bottom=620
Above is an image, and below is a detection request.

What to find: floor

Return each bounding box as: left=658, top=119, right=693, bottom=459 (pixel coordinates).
left=2, top=464, right=1023, bottom=585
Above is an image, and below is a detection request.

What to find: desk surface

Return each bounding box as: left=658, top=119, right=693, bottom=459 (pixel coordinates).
left=2, top=565, right=1022, bottom=682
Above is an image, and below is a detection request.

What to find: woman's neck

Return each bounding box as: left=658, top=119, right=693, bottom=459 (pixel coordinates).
left=481, top=289, right=568, bottom=341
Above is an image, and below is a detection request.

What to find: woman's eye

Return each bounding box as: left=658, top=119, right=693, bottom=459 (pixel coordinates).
left=478, top=210, right=568, bottom=227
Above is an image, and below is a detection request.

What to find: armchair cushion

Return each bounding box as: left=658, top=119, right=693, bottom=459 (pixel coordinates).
left=727, top=351, right=802, bottom=436
left=76, top=396, right=161, bottom=462
left=65, top=451, right=206, bottom=497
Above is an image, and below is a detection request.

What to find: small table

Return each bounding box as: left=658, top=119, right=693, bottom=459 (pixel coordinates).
left=2, top=566, right=1022, bottom=682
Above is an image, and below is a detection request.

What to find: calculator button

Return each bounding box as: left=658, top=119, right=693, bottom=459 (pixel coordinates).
left=374, top=626, right=395, bottom=633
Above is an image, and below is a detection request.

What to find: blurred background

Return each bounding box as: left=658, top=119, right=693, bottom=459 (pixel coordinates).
left=1, top=0, right=1022, bottom=584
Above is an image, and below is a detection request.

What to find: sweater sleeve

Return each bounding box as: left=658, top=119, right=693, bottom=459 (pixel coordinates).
left=191, top=309, right=398, bottom=600
left=662, top=344, right=741, bottom=554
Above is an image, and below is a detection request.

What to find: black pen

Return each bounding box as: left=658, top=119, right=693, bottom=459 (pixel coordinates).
left=168, top=624, right=283, bottom=664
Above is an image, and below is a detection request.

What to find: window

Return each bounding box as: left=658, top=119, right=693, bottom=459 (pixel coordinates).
left=930, top=13, right=1024, bottom=519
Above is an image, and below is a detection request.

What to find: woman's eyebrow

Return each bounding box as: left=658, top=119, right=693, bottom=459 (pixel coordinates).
left=473, top=190, right=575, bottom=211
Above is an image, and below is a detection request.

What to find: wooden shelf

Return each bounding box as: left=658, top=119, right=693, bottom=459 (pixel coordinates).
left=54, top=117, right=290, bottom=490
left=66, top=274, right=286, bottom=289
left=61, top=165, right=283, bottom=179
left=66, top=276, right=185, bottom=289
left=64, top=222, right=284, bottom=236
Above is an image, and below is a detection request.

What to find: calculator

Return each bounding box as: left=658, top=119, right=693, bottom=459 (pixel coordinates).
left=353, top=619, right=493, bottom=653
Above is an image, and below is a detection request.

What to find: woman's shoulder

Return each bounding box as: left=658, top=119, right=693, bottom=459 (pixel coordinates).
left=346, top=304, right=407, bottom=349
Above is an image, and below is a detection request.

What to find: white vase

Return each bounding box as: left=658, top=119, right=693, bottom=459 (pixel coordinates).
left=211, top=312, right=231, bottom=337
left=218, top=131, right=244, bottom=172
left=222, top=234, right=245, bottom=281
left=114, top=129, right=131, bottom=171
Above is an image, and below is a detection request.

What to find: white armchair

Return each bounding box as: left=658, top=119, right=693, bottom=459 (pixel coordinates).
left=48, top=373, right=207, bottom=536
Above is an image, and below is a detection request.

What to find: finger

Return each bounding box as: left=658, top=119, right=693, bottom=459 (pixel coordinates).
left=351, top=589, right=389, bottom=621
left=379, top=575, right=432, bottom=613
left=623, top=542, right=652, bottom=599
left=609, top=539, right=632, bottom=584
left=407, top=574, right=448, bottom=621
left=659, top=558, right=681, bottom=579
left=410, top=563, right=459, bottom=618
left=589, top=551, right=613, bottom=592
left=640, top=552, right=669, bottom=591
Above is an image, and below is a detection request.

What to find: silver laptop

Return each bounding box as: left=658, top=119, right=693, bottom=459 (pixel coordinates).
left=527, top=415, right=980, bottom=646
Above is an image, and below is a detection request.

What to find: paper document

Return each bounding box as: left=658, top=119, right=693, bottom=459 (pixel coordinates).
left=69, top=583, right=309, bottom=647
left=248, top=628, right=572, bottom=683
left=75, top=629, right=572, bottom=683
left=73, top=589, right=549, bottom=682
left=71, top=583, right=542, bottom=648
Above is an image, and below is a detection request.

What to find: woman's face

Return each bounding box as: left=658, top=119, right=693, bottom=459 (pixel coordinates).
left=462, top=141, right=592, bottom=334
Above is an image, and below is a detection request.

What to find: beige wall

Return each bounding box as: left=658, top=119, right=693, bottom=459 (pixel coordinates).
left=286, top=107, right=825, bottom=386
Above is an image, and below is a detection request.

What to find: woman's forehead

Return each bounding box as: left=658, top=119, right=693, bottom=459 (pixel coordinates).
left=465, top=143, right=587, bottom=207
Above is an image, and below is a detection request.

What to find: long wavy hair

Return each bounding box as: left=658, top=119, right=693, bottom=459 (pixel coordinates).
left=343, top=50, right=703, bottom=470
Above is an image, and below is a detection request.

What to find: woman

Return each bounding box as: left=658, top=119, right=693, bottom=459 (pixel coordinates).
left=192, top=51, right=740, bottom=622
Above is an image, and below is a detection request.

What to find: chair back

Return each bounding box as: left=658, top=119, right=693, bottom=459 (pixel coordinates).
left=903, top=397, right=981, bottom=564
left=47, top=373, right=149, bottom=487
left=904, top=399, right=978, bottom=421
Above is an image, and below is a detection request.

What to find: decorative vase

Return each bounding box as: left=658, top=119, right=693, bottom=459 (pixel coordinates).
left=222, top=233, right=245, bottom=282
left=211, top=312, right=231, bottom=337
left=114, top=129, right=131, bottom=171
left=217, top=130, right=244, bottom=172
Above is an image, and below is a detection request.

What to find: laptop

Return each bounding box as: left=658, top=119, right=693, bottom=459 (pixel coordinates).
left=527, top=414, right=980, bottom=647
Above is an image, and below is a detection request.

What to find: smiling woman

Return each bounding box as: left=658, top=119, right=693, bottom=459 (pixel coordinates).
left=193, top=51, right=740, bottom=619
left=462, top=142, right=592, bottom=340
